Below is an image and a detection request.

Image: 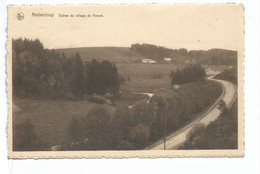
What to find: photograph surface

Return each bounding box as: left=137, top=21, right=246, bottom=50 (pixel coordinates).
left=7, top=4, right=244, bottom=158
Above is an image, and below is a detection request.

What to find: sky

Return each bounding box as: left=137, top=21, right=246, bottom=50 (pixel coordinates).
left=8, top=4, right=244, bottom=51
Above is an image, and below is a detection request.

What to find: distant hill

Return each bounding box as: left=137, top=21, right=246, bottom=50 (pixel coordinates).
left=189, top=49, right=237, bottom=65
left=130, top=43, right=237, bottom=65
left=55, top=45, right=237, bottom=66
left=55, top=47, right=146, bottom=63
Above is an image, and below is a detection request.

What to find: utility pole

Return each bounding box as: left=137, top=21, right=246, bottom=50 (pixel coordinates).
left=159, top=98, right=167, bottom=150
left=163, top=109, right=167, bottom=150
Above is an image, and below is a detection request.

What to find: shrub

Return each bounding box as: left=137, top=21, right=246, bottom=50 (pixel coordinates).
left=13, top=119, right=39, bottom=151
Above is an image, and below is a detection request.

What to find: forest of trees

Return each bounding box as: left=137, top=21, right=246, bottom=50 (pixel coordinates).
left=55, top=80, right=222, bottom=150
left=130, top=43, right=237, bottom=65
left=130, top=43, right=174, bottom=60
left=189, top=49, right=237, bottom=65
left=12, top=38, right=120, bottom=99
left=171, top=63, right=206, bottom=85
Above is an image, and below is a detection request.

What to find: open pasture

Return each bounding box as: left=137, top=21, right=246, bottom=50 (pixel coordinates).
left=13, top=98, right=116, bottom=148
left=116, top=62, right=181, bottom=92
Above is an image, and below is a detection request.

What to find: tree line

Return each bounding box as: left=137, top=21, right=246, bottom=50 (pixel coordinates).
left=12, top=38, right=120, bottom=99
left=171, top=63, right=206, bottom=86
left=130, top=43, right=237, bottom=65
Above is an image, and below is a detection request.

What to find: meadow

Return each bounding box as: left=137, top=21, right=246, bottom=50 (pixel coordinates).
left=13, top=97, right=116, bottom=148
left=116, top=62, right=181, bottom=92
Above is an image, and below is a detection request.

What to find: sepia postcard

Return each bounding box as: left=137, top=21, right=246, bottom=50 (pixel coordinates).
left=7, top=4, right=244, bottom=158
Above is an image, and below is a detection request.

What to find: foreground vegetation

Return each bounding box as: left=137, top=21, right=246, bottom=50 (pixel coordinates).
left=180, top=67, right=238, bottom=149
left=180, top=99, right=238, bottom=149
left=13, top=79, right=222, bottom=151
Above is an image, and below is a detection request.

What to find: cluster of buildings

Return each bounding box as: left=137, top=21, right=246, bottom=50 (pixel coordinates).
left=141, top=58, right=172, bottom=64
left=126, top=57, right=196, bottom=64
left=141, top=59, right=156, bottom=64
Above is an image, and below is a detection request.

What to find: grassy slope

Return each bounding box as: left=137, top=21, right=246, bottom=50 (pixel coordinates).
left=117, top=63, right=181, bottom=92
left=13, top=98, right=116, bottom=148
left=55, top=47, right=146, bottom=62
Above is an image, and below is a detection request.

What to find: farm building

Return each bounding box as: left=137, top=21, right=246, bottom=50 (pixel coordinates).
left=142, top=59, right=156, bottom=64
left=164, top=58, right=171, bottom=61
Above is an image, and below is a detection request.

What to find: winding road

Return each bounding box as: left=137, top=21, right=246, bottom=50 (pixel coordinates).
left=147, top=77, right=237, bottom=150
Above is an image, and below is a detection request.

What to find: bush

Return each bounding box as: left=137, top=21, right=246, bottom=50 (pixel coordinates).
left=119, top=75, right=125, bottom=84
left=67, top=117, right=84, bottom=142
left=88, top=94, right=106, bottom=104
left=13, top=119, right=39, bottom=151
left=64, top=107, right=113, bottom=150
left=129, top=123, right=150, bottom=148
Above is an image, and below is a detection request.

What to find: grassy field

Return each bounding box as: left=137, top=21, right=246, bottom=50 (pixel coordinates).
left=116, top=63, right=182, bottom=92
left=13, top=97, right=116, bottom=148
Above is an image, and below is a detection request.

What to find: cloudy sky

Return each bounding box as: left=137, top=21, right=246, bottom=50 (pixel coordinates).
left=9, top=4, right=243, bottom=51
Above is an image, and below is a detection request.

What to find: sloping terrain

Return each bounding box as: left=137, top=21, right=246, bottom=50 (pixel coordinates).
left=55, top=47, right=146, bottom=62
left=214, top=66, right=237, bottom=85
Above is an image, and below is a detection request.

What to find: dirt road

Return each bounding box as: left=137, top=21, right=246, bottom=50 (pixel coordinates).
left=147, top=78, right=237, bottom=150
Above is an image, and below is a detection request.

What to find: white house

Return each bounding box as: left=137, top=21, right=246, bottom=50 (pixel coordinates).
left=142, top=59, right=156, bottom=64
left=164, top=58, right=171, bottom=61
